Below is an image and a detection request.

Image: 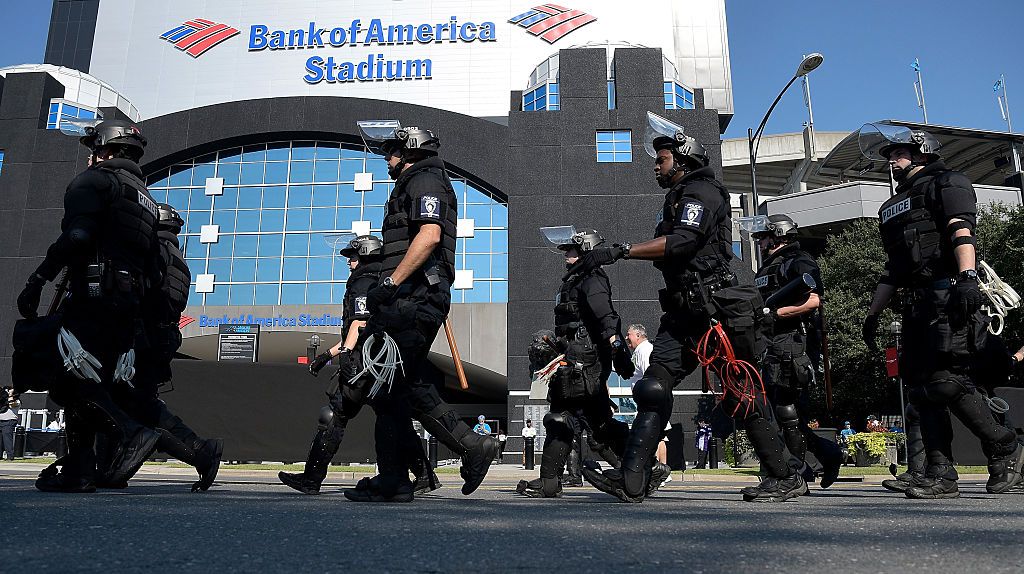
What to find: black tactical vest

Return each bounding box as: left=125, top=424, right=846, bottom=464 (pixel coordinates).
left=343, top=261, right=381, bottom=332
left=96, top=163, right=160, bottom=279
left=157, top=230, right=191, bottom=317
left=380, top=159, right=458, bottom=285
left=653, top=167, right=734, bottom=287
left=755, top=244, right=815, bottom=334
left=553, top=268, right=608, bottom=342
left=877, top=170, right=956, bottom=286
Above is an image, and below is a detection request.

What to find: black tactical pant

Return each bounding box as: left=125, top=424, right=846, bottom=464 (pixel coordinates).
left=763, top=329, right=842, bottom=469
left=541, top=377, right=629, bottom=485
left=900, top=288, right=1017, bottom=480
left=620, top=309, right=794, bottom=497
left=367, top=284, right=476, bottom=491
left=47, top=295, right=148, bottom=481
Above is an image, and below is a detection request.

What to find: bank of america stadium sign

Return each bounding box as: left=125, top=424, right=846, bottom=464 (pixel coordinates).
left=160, top=19, right=241, bottom=58
left=508, top=5, right=596, bottom=44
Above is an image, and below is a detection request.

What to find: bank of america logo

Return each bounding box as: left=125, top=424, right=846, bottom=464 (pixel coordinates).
left=179, top=315, right=196, bottom=330
left=509, top=5, right=596, bottom=44
left=160, top=18, right=240, bottom=58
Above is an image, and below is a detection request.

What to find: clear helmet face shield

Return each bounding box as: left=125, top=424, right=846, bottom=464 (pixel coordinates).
left=539, top=225, right=578, bottom=254
left=735, top=215, right=770, bottom=236
left=58, top=118, right=103, bottom=138
left=357, top=119, right=402, bottom=154
left=857, top=123, right=918, bottom=162
left=323, top=232, right=357, bottom=257
left=644, top=111, right=686, bottom=158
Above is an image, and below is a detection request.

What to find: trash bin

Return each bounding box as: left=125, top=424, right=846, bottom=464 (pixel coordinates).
left=524, top=436, right=535, bottom=470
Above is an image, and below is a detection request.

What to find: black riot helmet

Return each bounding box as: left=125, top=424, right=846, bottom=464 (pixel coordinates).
left=646, top=112, right=709, bottom=172
left=381, top=126, right=441, bottom=159
left=339, top=235, right=383, bottom=259
left=80, top=120, right=147, bottom=159
left=753, top=214, right=799, bottom=239
left=859, top=123, right=941, bottom=162
left=559, top=229, right=605, bottom=252
left=156, top=203, right=184, bottom=233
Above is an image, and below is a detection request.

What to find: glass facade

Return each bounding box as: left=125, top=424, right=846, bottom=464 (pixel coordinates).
left=46, top=99, right=100, bottom=130
left=596, top=130, right=632, bottom=163
left=664, top=81, right=695, bottom=110
left=0, top=150, right=5, bottom=177
left=523, top=82, right=559, bottom=111
left=146, top=141, right=508, bottom=307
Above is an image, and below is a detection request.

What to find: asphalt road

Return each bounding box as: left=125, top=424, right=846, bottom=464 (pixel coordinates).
left=4, top=468, right=1024, bottom=573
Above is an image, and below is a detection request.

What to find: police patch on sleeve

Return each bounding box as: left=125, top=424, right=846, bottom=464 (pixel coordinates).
left=355, top=296, right=368, bottom=314
left=678, top=201, right=705, bottom=227
left=419, top=195, right=441, bottom=219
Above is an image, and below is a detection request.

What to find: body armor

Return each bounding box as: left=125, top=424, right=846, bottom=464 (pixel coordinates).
left=653, top=168, right=733, bottom=289
left=157, top=231, right=190, bottom=317
left=380, top=159, right=457, bottom=283
left=755, top=244, right=817, bottom=335
left=95, top=164, right=159, bottom=280
left=877, top=170, right=959, bottom=286
left=343, top=261, right=381, bottom=333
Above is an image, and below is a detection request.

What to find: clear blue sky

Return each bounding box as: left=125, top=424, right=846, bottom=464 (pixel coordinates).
left=3, top=1, right=1022, bottom=138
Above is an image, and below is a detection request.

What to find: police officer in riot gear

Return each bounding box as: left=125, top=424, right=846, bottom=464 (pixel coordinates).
left=346, top=121, right=497, bottom=502
left=860, top=123, right=1024, bottom=498
left=17, top=120, right=162, bottom=492
left=279, top=235, right=440, bottom=496
left=577, top=112, right=806, bottom=502
left=98, top=203, right=224, bottom=491
left=515, top=228, right=637, bottom=498
left=749, top=213, right=843, bottom=489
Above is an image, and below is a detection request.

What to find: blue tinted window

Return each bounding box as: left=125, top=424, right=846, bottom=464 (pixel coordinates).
left=262, top=186, right=286, bottom=208
left=261, top=209, right=285, bottom=231
left=233, top=234, right=259, bottom=256
left=229, top=284, right=255, bottom=306
left=291, top=144, right=316, bottom=160
left=242, top=145, right=267, bottom=162
left=287, top=185, right=313, bottom=208
left=208, top=235, right=233, bottom=258
left=207, top=259, right=231, bottom=280
left=264, top=162, right=288, bottom=184
left=310, top=209, right=336, bottom=231
left=314, top=160, right=340, bottom=182
left=231, top=258, right=257, bottom=282
left=306, top=283, right=332, bottom=304
left=0, top=150, right=5, bottom=177
left=282, top=258, right=307, bottom=281
left=265, top=142, right=290, bottom=162
left=307, top=257, right=332, bottom=281
left=240, top=163, right=264, bottom=185
left=237, top=187, right=262, bottom=210
left=213, top=210, right=236, bottom=233
left=595, top=131, right=632, bottom=163
left=257, top=234, right=283, bottom=257
left=286, top=208, right=311, bottom=231
left=281, top=284, right=305, bottom=304
left=256, top=257, right=281, bottom=282
left=217, top=162, right=241, bottom=185
left=312, top=185, right=337, bottom=207
left=204, top=288, right=228, bottom=306
left=284, top=234, right=309, bottom=256
left=167, top=188, right=190, bottom=210
left=255, top=284, right=280, bottom=305
left=218, top=187, right=239, bottom=210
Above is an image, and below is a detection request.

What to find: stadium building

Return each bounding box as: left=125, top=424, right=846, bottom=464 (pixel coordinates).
left=0, top=0, right=738, bottom=463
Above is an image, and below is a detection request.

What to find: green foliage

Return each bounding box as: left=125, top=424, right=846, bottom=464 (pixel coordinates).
left=976, top=203, right=1024, bottom=348
left=814, top=219, right=897, bottom=420
left=845, top=432, right=889, bottom=457
left=723, top=430, right=753, bottom=467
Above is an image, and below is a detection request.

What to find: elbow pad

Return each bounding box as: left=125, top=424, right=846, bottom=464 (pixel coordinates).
left=664, top=232, right=699, bottom=261
left=67, top=227, right=94, bottom=250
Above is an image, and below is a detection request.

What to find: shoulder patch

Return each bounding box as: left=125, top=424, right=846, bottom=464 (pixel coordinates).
left=355, top=296, right=368, bottom=314
left=678, top=201, right=705, bottom=227
left=419, top=195, right=441, bottom=219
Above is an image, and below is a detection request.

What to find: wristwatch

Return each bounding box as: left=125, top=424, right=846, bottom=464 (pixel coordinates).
left=383, top=276, right=397, bottom=288
left=957, top=269, right=979, bottom=282
left=620, top=242, right=632, bottom=260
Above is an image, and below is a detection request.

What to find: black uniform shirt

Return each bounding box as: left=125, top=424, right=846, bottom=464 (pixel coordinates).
left=654, top=166, right=733, bottom=282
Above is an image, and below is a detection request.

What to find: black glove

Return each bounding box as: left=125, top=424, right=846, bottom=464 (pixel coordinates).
left=562, top=246, right=627, bottom=281
left=366, top=282, right=399, bottom=314
left=338, top=349, right=360, bottom=382
left=862, top=313, right=880, bottom=352
left=308, top=351, right=334, bottom=376
left=612, top=341, right=635, bottom=380
left=955, top=275, right=984, bottom=319
left=17, top=273, right=46, bottom=319
left=544, top=335, right=569, bottom=355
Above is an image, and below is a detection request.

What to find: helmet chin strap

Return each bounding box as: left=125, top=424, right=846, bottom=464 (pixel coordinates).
left=656, top=160, right=684, bottom=189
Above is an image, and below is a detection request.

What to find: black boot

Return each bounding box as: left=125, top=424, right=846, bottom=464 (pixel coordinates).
left=645, top=462, right=672, bottom=496
left=741, top=474, right=808, bottom=502
left=417, top=405, right=497, bottom=495
left=515, top=477, right=562, bottom=498
left=563, top=442, right=583, bottom=487
left=583, top=412, right=661, bottom=503
left=35, top=472, right=97, bottom=493
left=986, top=443, right=1024, bottom=494
left=906, top=476, right=959, bottom=499
left=882, top=470, right=925, bottom=493
left=344, top=475, right=414, bottom=503
left=192, top=439, right=223, bottom=492
left=105, top=427, right=161, bottom=486
left=412, top=469, right=443, bottom=495
left=279, top=411, right=346, bottom=495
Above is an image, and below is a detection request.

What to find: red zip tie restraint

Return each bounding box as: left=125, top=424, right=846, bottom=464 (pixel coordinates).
left=695, top=322, right=766, bottom=418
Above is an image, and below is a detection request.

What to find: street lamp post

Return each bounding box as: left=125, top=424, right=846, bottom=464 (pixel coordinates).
left=747, top=53, right=824, bottom=221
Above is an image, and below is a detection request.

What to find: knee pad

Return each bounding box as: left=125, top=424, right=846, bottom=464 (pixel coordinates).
left=317, top=406, right=335, bottom=430
left=924, top=377, right=971, bottom=404
left=633, top=367, right=671, bottom=411
left=543, top=411, right=576, bottom=438
left=774, top=403, right=800, bottom=426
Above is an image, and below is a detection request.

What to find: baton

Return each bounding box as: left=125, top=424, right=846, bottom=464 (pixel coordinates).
left=444, top=318, right=470, bottom=390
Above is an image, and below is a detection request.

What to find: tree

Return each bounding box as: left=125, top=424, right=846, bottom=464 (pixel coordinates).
left=813, top=219, right=898, bottom=425
left=976, top=202, right=1024, bottom=349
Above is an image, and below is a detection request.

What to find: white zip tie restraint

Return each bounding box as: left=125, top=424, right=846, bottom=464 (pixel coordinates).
left=114, top=349, right=136, bottom=388
left=351, top=332, right=405, bottom=399
left=57, top=327, right=103, bottom=383
left=978, top=260, right=1021, bottom=336
left=985, top=394, right=1010, bottom=415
